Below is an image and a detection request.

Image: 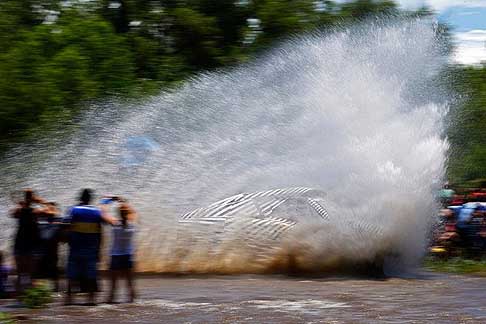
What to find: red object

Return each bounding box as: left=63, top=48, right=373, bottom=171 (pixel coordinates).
left=450, top=199, right=464, bottom=206
left=470, top=192, right=486, bottom=198
left=445, top=223, right=456, bottom=232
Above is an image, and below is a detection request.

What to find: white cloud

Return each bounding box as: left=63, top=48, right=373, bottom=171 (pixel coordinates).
left=395, top=0, right=486, bottom=11
left=453, top=30, right=486, bottom=65
left=456, top=29, right=486, bottom=41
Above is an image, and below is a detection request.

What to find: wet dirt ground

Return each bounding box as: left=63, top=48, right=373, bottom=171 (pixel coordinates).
left=2, top=271, right=486, bottom=323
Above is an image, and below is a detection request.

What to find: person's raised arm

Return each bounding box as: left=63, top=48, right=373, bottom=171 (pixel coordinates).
left=33, top=194, right=49, bottom=205
left=31, top=195, right=53, bottom=218
left=10, top=202, right=23, bottom=219
left=127, top=204, right=138, bottom=223
left=99, top=204, right=118, bottom=225
left=34, top=205, right=50, bottom=218
left=119, top=199, right=138, bottom=223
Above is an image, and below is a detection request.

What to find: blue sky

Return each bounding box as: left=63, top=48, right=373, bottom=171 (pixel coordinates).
left=397, top=0, right=486, bottom=64
left=438, top=6, right=486, bottom=32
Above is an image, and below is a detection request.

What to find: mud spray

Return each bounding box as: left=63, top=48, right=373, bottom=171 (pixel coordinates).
left=0, top=18, right=449, bottom=275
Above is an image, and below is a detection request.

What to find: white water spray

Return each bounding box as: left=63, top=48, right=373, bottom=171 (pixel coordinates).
left=0, top=19, right=449, bottom=274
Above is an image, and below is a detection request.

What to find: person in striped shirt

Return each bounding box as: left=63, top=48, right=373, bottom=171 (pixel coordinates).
left=64, top=189, right=116, bottom=306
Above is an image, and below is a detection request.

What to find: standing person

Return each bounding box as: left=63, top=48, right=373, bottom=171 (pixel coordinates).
left=10, top=189, right=49, bottom=294
left=105, top=197, right=138, bottom=304
left=0, top=251, right=12, bottom=298
left=37, top=202, right=62, bottom=292
left=439, top=183, right=455, bottom=207
left=64, top=189, right=115, bottom=306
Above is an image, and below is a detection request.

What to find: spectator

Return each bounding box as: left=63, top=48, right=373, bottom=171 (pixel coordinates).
left=104, top=197, right=138, bottom=303
left=439, top=183, right=455, bottom=207
left=10, top=189, right=49, bottom=293
left=0, top=251, right=12, bottom=299
left=64, top=189, right=116, bottom=306
left=37, top=203, right=62, bottom=292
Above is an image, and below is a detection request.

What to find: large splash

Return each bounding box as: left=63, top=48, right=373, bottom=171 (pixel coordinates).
left=0, top=19, right=449, bottom=274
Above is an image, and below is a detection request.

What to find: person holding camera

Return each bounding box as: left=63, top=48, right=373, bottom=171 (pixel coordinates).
left=101, top=196, right=138, bottom=303
left=10, top=189, right=50, bottom=294
left=64, top=189, right=116, bottom=306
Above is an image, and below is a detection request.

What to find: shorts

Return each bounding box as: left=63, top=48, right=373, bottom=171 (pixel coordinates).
left=68, top=253, right=98, bottom=292
left=110, top=255, right=133, bottom=271
left=68, top=253, right=98, bottom=280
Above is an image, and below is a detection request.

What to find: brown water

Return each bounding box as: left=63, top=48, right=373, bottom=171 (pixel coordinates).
left=2, top=272, right=486, bottom=323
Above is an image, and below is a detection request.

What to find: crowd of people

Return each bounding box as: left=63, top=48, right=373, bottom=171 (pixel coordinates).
left=434, top=185, right=486, bottom=256
left=0, top=188, right=137, bottom=306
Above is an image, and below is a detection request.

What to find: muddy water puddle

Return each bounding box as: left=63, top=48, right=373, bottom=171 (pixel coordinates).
left=2, top=272, right=486, bottom=323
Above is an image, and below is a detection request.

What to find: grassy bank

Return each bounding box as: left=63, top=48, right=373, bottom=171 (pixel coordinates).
left=424, top=257, right=486, bottom=276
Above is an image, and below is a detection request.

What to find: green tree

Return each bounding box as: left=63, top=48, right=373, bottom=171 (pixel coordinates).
left=0, top=0, right=443, bottom=150
left=0, top=9, right=135, bottom=140
left=169, top=7, right=223, bottom=68
left=339, top=0, right=397, bottom=19
left=253, top=0, right=318, bottom=47
left=447, top=65, right=486, bottom=183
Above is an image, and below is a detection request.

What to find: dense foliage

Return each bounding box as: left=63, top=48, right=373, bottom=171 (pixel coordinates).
left=0, top=0, right=406, bottom=143
left=447, top=65, right=486, bottom=185
left=20, top=283, right=52, bottom=308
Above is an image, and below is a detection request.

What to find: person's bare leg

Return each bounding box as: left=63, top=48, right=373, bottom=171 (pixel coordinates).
left=106, top=271, right=117, bottom=304
left=126, top=269, right=136, bottom=303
